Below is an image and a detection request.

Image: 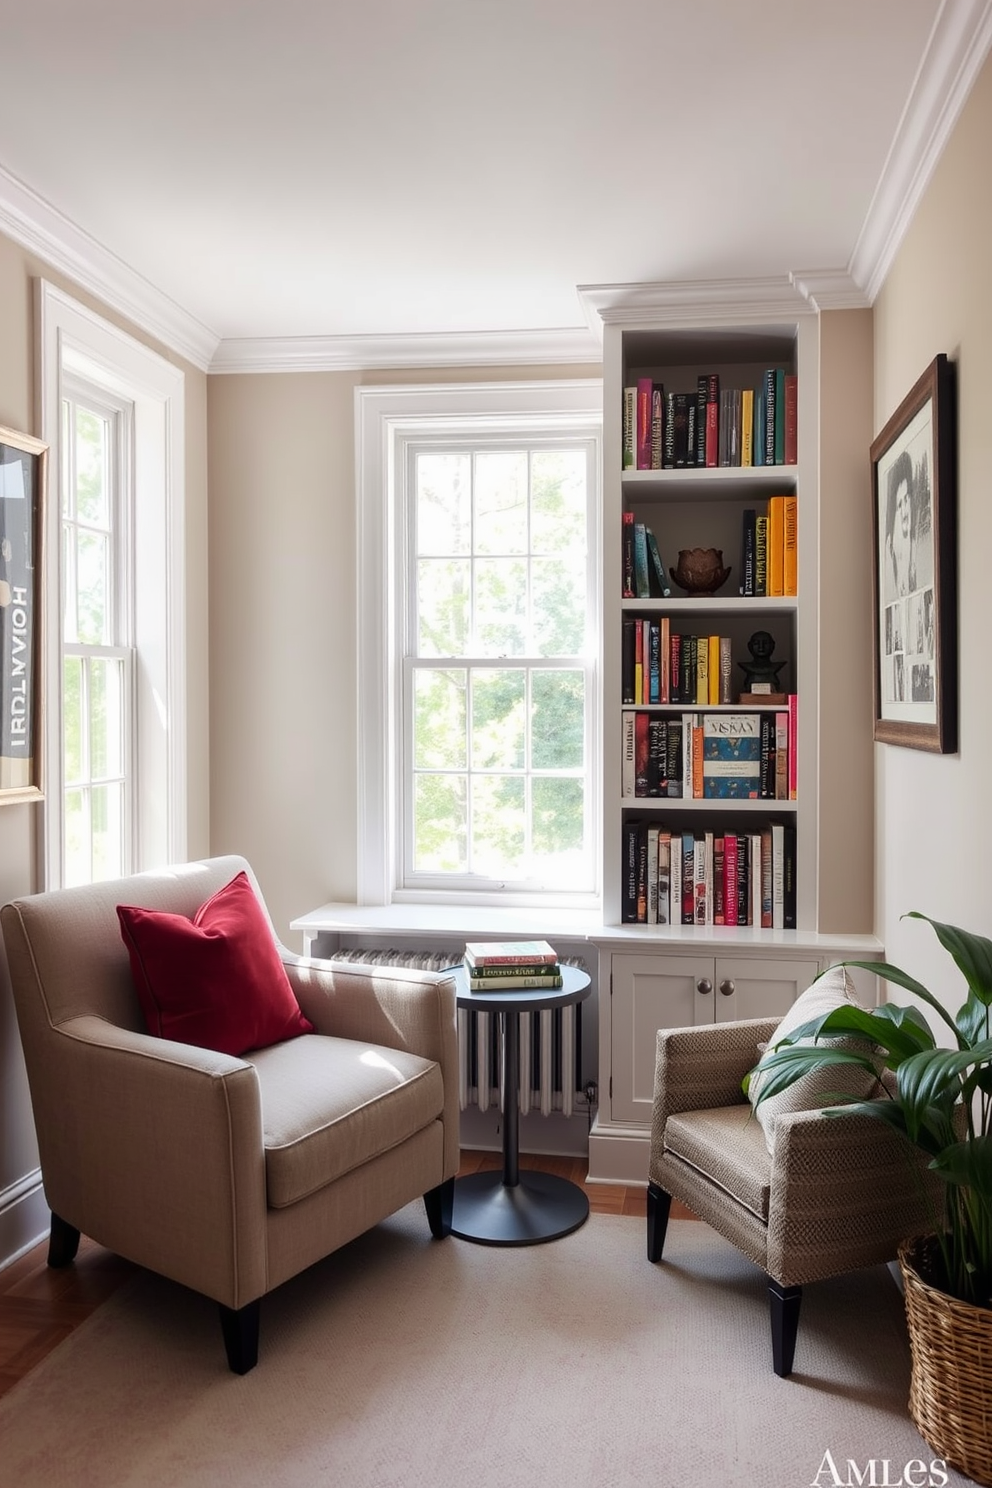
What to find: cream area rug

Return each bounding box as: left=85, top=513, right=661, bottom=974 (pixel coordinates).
left=0, top=1206, right=972, bottom=1488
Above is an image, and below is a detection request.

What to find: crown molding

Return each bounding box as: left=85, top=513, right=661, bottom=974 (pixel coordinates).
left=788, top=270, right=871, bottom=312
left=209, top=325, right=602, bottom=374
left=577, top=276, right=816, bottom=331
left=851, top=0, right=992, bottom=301
left=0, top=163, right=219, bottom=372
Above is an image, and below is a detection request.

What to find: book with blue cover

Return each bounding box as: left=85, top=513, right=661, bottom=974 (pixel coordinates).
left=702, top=713, right=761, bottom=799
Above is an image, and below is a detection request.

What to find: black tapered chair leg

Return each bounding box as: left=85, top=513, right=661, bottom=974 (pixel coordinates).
left=768, top=1279, right=802, bottom=1377
left=219, top=1299, right=261, bottom=1375
left=646, top=1182, right=673, bottom=1262
left=424, top=1176, right=454, bottom=1238
left=47, top=1212, right=81, bottom=1268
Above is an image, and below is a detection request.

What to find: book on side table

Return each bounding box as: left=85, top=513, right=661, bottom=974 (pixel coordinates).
left=463, top=940, right=563, bottom=991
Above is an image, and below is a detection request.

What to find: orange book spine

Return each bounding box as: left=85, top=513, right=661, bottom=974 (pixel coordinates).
left=767, top=496, right=785, bottom=597
left=707, top=635, right=720, bottom=704
left=783, top=496, right=798, bottom=596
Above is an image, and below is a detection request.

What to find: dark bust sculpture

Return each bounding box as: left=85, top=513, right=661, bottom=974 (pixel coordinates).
left=738, top=630, right=787, bottom=692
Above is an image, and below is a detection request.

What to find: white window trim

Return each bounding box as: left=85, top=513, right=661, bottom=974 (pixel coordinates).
left=356, top=379, right=602, bottom=908
left=36, top=279, right=187, bottom=887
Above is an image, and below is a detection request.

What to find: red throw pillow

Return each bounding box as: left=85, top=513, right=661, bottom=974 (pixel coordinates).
left=117, top=871, right=315, bottom=1056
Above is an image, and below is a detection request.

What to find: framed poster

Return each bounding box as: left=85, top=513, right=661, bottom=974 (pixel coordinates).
left=0, top=425, right=47, bottom=802
left=870, top=354, right=956, bottom=753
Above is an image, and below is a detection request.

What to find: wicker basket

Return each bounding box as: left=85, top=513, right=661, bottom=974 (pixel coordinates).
left=899, top=1235, right=992, bottom=1487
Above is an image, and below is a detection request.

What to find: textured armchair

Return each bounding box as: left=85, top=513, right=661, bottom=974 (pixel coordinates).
left=2, top=855, right=459, bottom=1374
left=647, top=1018, right=936, bottom=1376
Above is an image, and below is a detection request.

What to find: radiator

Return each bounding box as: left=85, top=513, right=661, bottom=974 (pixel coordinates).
left=458, top=1000, right=582, bottom=1117
left=328, top=946, right=586, bottom=1117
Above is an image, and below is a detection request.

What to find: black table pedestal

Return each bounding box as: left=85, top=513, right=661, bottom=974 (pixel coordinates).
left=450, top=986, right=591, bottom=1246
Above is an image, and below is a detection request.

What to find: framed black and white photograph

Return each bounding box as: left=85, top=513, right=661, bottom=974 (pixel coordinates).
left=0, top=425, right=47, bottom=802
left=870, top=353, right=956, bottom=753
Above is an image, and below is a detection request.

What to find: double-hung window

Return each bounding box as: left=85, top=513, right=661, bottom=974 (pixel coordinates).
left=358, top=381, right=602, bottom=909
left=60, top=379, right=132, bottom=885
left=38, top=281, right=186, bottom=889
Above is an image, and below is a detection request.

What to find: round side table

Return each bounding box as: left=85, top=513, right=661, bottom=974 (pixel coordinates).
left=449, top=962, right=592, bottom=1246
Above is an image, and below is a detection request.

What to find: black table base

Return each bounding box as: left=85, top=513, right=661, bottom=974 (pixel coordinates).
left=451, top=1167, right=590, bottom=1246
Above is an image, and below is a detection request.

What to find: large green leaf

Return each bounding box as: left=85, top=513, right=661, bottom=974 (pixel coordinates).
left=775, top=1002, right=932, bottom=1063
left=904, top=913, right=992, bottom=1009
left=839, top=954, right=963, bottom=1046
left=956, top=988, right=992, bottom=1048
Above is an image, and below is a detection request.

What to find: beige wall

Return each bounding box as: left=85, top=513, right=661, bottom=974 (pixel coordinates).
left=207, top=364, right=601, bottom=946
left=816, top=310, right=875, bottom=931
left=0, top=232, right=210, bottom=1256
left=873, top=50, right=992, bottom=1004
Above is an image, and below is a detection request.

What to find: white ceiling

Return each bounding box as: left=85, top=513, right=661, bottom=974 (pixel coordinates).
left=0, top=0, right=989, bottom=371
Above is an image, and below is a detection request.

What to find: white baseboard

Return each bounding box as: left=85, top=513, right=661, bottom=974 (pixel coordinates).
left=586, top=1118, right=650, bottom=1185
left=0, top=1168, right=48, bottom=1271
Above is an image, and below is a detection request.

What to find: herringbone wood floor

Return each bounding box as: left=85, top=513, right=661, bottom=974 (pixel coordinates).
left=0, top=1154, right=691, bottom=1400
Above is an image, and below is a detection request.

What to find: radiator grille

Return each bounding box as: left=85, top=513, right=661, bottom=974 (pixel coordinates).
left=327, top=947, right=586, bottom=1116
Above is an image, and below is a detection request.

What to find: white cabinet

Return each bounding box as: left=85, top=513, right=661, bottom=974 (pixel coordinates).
left=587, top=934, right=884, bottom=1182
left=607, top=951, right=820, bottom=1124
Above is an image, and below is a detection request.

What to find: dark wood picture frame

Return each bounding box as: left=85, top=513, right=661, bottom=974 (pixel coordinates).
left=870, top=353, right=956, bottom=753
left=0, top=424, right=47, bottom=802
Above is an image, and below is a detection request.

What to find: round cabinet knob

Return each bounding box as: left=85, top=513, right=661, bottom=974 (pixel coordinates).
left=719, top=979, right=735, bottom=997
left=696, top=978, right=713, bottom=995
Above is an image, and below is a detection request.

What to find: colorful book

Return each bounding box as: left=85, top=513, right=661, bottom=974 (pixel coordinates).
left=465, top=940, right=558, bottom=967
left=775, top=711, right=789, bottom=800
left=784, top=374, right=798, bottom=464
left=468, top=972, right=563, bottom=991
left=724, top=834, right=739, bottom=927
left=634, top=710, right=649, bottom=796
left=771, top=823, right=786, bottom=930
left=767, top=495, right=786, bottom=597
left=705, top=374, right=720, bottom=468
left=788, top=693, right=799, bottom=799
left=764, top=369, right=777, bottom=465
left=621, top=510, right=635, bottom=597
left=740, top=508, right=756, bottom=596
left=774, top=368, right=786, bottom=465
left=783, top=496, right=798, bottom=596
left=701, top=713, right=761, bottom=798
left=468, top=961, right=561, bottom=980
left=636, top=378, right=653, bottom=470
left=621, top=710, right=635, bottom=797
left=657, top=832, right=672, bottom=925
left=622, top=387, right=636, bottom=470
left=754, top=515, right=768, bottom=595
left=650, top=385, right=665, bottom=470
left=633, top=522, right=651, bottom=598
left=708, top=635, right=721, bottom=706
left=669, top=829, right=682, bottom=926
left=645, top=527, right=673, bottom=597
left=740, top=388, right=754, bottom=466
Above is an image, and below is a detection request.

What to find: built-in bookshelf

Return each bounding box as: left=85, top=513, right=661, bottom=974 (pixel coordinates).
left=603, top=317, right=818, bottom=934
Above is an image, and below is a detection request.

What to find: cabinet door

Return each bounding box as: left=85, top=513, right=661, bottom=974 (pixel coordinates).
left=610, top=954, right=714, bottom=1125
left=713, top=957, right=820, bottom=1023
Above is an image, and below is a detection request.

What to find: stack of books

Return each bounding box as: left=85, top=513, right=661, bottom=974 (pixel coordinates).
left=463, top=940, right=563, bottom=991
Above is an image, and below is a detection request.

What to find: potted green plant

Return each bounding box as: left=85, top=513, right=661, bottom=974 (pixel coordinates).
left=746, top=912, right=992, bottom=1484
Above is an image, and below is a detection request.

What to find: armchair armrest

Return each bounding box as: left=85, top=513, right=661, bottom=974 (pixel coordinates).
left=40, top=1016, right=268, bottom=1308
left=767, top=1106, right=940, bottom=1284
left=282, top=953, right=460, bottom=1177
left=653, top=1018, right=779, bottom=1118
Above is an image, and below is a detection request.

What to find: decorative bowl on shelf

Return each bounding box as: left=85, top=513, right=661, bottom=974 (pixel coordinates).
left=671, top=547, right=732, bottom=596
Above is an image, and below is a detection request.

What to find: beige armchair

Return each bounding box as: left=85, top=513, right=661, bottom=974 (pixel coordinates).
left=647, top=1018, right=936, bottom=1376
left=2, top=855, right=459, bottom=1374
